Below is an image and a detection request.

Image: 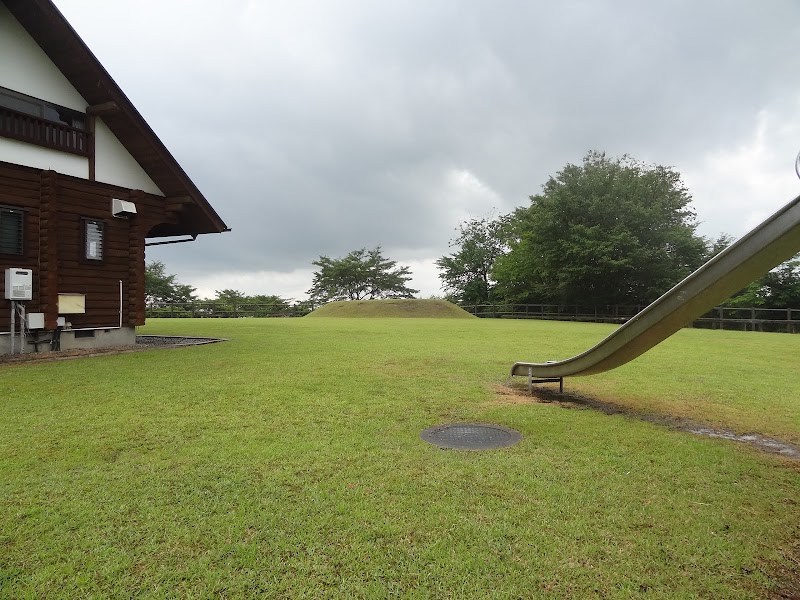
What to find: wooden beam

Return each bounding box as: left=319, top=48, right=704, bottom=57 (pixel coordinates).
left=86, top=101, right=119, bottom=116
left=165, top=195, right=193, bottom=206
left=87, top=115, right=95, bottom=181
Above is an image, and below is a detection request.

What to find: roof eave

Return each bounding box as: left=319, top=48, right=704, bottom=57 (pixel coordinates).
left=3, top=0, right=228, bottom=235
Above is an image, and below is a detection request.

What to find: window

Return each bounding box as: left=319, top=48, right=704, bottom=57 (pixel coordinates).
left=0, top=86, right=86, bottom=130
left=84, top=219, right=104, bottom=261
left=0, top=86, right=88, bottom=155
left=0, top=206, right=23, bottom=255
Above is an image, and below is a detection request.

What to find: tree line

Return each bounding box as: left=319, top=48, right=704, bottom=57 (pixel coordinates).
left=147, top=151, right=800, bottom=311
left=145, top=261, right=293, bottom=310
left=145, top=247, right=417, bottom=311
left=437, top=151, right=799, bottom=309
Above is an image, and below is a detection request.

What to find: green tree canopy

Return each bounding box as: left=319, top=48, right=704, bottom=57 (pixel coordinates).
left=214, top=289, right=249, bottom=306
left=212, top=290, right=291, bottom=308
left=493, top=151, right=709, bottom=306
left=726, top=257, right=800, bottom=308
left=145, top=260, right=197, bottom=306
left=308, top=247, right=418, bottom=304
left=210, top=289, right=292, bottom=316
left=435, top=215, right=509, bottom=305
left=764, top=259, right=800, bottom=307
left=248, top=294, right=291, bottom=309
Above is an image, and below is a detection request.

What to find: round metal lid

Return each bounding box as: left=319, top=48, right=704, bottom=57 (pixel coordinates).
left=420, top=423, right=522, bottom=450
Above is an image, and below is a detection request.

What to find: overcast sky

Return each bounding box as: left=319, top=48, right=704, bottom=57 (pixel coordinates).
left=53, top=0, right=800, bottom=300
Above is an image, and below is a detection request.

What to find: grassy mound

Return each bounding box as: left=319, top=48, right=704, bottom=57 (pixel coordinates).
left=306, top=298, right=476, bottom=318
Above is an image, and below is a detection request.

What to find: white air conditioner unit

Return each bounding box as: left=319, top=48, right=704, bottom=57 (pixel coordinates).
left=112, top=198, right=137, bottom=218
left=4, top=268, right=33, bottom=300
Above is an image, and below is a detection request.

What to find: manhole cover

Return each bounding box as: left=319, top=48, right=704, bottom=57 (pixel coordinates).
left=420, top=423, right=522, bottom=450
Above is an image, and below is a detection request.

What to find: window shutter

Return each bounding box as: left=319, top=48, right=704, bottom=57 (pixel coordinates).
left=0, top=207, right=23, bottom=255
left=85, top=219, right=103, bottom=260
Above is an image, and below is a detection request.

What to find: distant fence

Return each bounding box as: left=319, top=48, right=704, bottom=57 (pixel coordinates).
left=694, top=307, right=800, bottom=333
left=459, top=304, right=800, bottom=333
left=145, top=301, right=800, bottom=333
left=460, top=304, right=643, bottom=323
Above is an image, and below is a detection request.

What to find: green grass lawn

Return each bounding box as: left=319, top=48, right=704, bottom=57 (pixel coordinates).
left=1, top=317, right=798, bottom=598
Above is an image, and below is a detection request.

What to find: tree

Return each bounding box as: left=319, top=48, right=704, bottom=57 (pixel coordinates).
left=211, top=289, right=292, bottom=316
left=436, top=215, right=509, bottom=305
left=705, top=233, right=736, bottom=260
left=248, top=294, right=291, bottom=311
left=705, top=234, right=800, bottom=309
left=762, top=258, right=800, bottom=307
left=492, top=151, right=708, bottom=306
left=145, top=260, right=197, bottom=306
left=214, top=288, right=249, bottom=306
left=307, top=247, right=418, bottom=304
left=725, top=256, right=800, bottom=308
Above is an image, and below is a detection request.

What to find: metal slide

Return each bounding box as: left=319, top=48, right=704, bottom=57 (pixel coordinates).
left=511, top=192, right=800, bottom=383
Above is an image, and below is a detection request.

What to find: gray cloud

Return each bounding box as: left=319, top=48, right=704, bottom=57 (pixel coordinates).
left=54, top=0, right=800, bottom=296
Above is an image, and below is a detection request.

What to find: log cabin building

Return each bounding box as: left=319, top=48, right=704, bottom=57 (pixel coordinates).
left=0, top=0, right=228, bottom=354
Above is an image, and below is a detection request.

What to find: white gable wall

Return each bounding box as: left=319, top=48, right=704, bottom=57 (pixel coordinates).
left=0, top=137, right=87, bottom=178
left=0, top=1, right=163, bottom=196
left=0, top=2, right=86, bottom=111
left=94, top=119, right=163, bottom=195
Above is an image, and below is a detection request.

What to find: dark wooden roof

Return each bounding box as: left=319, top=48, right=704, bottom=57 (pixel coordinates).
left=3, top=0, right=229, bottom=237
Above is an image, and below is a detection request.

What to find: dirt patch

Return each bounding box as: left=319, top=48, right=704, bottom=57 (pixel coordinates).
left=493, top=384, right=552, bottom=406
left=0, top=345, right=145, bottom=365
left=493, top=384, right=800, bottom=462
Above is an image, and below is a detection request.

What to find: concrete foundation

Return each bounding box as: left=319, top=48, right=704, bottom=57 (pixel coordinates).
left=0, top=326, right=136, bottom=355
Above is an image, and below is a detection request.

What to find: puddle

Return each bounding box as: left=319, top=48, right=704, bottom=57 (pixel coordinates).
left=684, top=428, right=800, bottom=460
left=501, top=385, right=800, bottom=461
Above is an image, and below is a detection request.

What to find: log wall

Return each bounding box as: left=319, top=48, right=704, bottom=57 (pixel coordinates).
left=0, top=162, right=167, bottom=333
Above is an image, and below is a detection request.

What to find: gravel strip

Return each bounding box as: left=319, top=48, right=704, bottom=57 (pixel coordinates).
left=1, top=336, right=228, bottom=365
left=136, top=335, right=228, bottom=347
